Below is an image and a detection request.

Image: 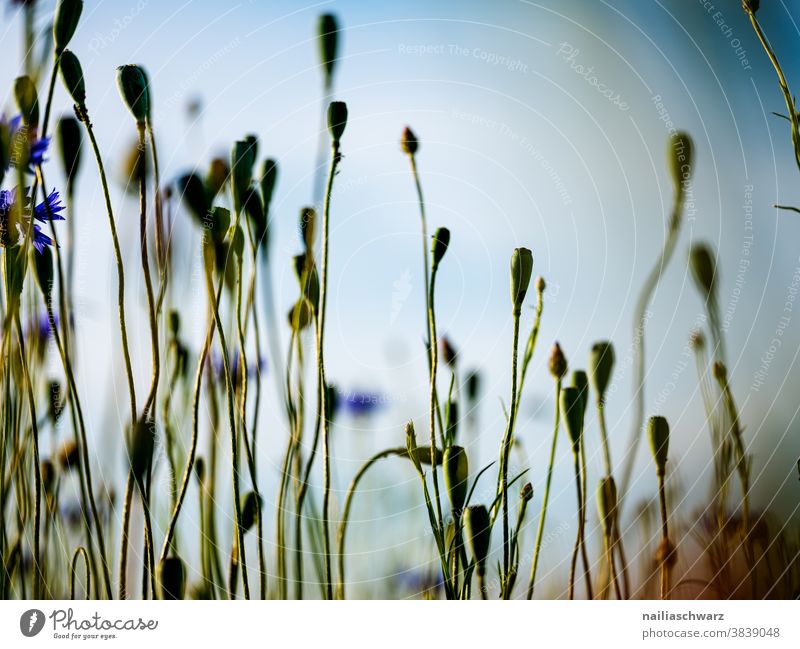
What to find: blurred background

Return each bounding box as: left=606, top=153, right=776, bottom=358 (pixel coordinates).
left=2, top=0, right=799, bottom=597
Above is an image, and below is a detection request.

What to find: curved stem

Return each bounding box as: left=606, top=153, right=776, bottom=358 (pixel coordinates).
left=70, top=546, right=91, bottom=600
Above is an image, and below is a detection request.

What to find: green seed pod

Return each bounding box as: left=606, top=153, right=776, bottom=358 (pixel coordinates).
left=401, top=126, right=418, bottom=155
left=560, top=386, right=584, bottom=454
left=157, top=556, right=186, bottom=600
left=300, top=206, right=316, bottom=252
left=327, top=101, right=348, bottom=144
left=520, top=482, right=533, bottom=503
left=57, top=116, right=82, bottom=191
left=535, top=275, right=546, bottom=294
left=325, top=384, right=339, bottom=423
left=440, top=336, right=457, bottom=368
left=14, top=76, right=39, bottom=129
left=407, top=445, right=443, bottom=467
left=206, top=157, right=229, bottom=199
left=168, top=310, right=180, bottom=337
left=260, top=158, right=278, bottom=213
left=668, top=131, right=693, bottom=196
left=57, top=439, right=80, bottom=471
left=194, top=457, right=205, bottom=484
left=59, top=50, right=86, bottom=106
left=231, top=138, right=255, bottom=212
left=445, top=400, right=459, bottom=444
left=128, top=416, right=156, bottom=487
left=176, top=173, right=209, bottom=226
left=293, top=253, right=320, bottom=312
left=209, top=206, right=230, bottom=245
left=31, top=244, right=54, bottom=298
left=53, top=0, right=83, bottom=53
left=510, top=247, right=533, bottom=315
left=743, top=0, right=760, bottom=12
left=647, top=415, right=670, bottom=476
left=464, top=505, right=491, bottom=577
left=596, top=476, right=617, bottom=537
left=548, top=342, right=567, bottom=380
left=288, top=297, right=313, bottom=331
left=116, top=64, right=150, bottom=123
left=465, top=370, right=481, bottom=403
left=431, top=227, right=450, bottom=271
left=571, top=370, right=589, bottom=418
left=244, top=187, right=266, bottom=248
left=443, top=445, right=469, bottom=513
left=589, top=341, right=615, bottom=405
left=689, top=243, right=716, bottom=301
left=317, top=13, right=339, bottom=86
left=240, top=491, right=261, bottom=533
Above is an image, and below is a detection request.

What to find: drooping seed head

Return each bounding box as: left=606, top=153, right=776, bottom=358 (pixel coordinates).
left=317, top=13, right=340, bottom=86
left=689, top=242, right=716, bottom=301
left=327, top=101, right=348, bottom=144
left=548, top=342, right=568, bottom=380
left=647, top=415, right=670, bottom=477
left=464, top=505, right=491, bottom=577
left=401, top=126, right=418, bottom=155
left=54, top=0, right=83, bottom=53
left=443, top=445, right=469, bottom=513
left=431, top=227, right=450, bottom=271
left=157, top=556, right=186, bottom=600
left=668, top=131, right=693, bottom=196
left=589, top=341, right=615, bottom=405
left=58, top=50, right=86, bottom=106
left=571, top=370, right=589, bottom=418
left=14, top=76, right=39, bottom=129
left=116, top=64, right=150, bottom=123
left=510, top=247, right=533, bottom=315
left=57, top=116, right=82, bottom=191
left=596, top=476, right=617, bottom=536
left=560, top=386, right=584, bottom=454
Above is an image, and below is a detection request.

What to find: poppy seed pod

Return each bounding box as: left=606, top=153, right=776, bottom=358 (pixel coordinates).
left=57, top=116, right=82, bottom=191
left=194, top=457, right=205, bottom=484
left=206, top=157, right=229, bottom=199
left=288, top=298, right=313, bottom=331
left=440, top=336, right=458, bottom=368
left=689, top=243, right=716, bottom=300
left=535, top=275, right=546, bottom=294
left=128, top=416, right=155, bottom=486
left=327, top=101, right=348, bottom=144
left=317, top=13, right=339, bottom=86
left=647, top=415, right=670, bottom=477
left=464, top=505, right=491, bottom=577
left=510, top=247, right=533, bottom=315
left=31, top=244, right=54, bottom=298
left=57, top=439, right=80, bottom=471
left=231, top=138, right=255, bottom=212
left=560, top=386, right=584, bottom=454
left=116, top=64, right=150, bottom=123
left=58, top=50, right=86, bottom=106
left=668, top=131, right=693, bottom=196
left=401, top=126, right=418, bottom=155
left=549, top=342, right=568, bottom=380
left=443, top=445, right=469, bottom=513
left=520, top=482, right=533, bottom=503
left=241, top=491, right=261, bottom=533
left=431, top=227, right=450, bottom=271
left=589, top=341, right=615, bottom=405
left=293, top=253, right=320, bottom=312
left=14, top=76, right=39, bottom=129
left=157, top=556, right=186, bottom=600
left=260, top=158, right=278, bottom=213
left=465, top=370, right=481, bottom=403
left=445, top=401, right=459, bottom=443
left=571, top=370, right=589, bottom=418
left=742, top=0, right=759, bottom=14
left=176, top=173, right=209, bottom=226
left=596, top=476, right=617, bottom=536
left=54, top=0, right=83, bottom=53
left=300, top=206, right=316, bottom=252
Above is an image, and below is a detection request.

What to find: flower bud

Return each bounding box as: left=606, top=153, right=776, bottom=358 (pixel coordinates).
left=157, top=556, right=186, bottom=600
left=14, top=76, right=39, bottom=129
left=571, top=370, right=589, bottom=418
left=176, top=173, right=209, bottom=225
left=300, top=206, right=316, bottom=252
left=231, top=138, right=256, bottom=212
left=194, top=457, right=206, bottom=484
left=57, top=439, right=80, bottom=471
left=445, top=401, right=459, bottom=444
left=668, top=131, right=693, bottom=196
left=54, top=0, right=83, bottom=53
left=57, top=116, right=82, bottom=191
left=327, top=101, right=348, bottom=144
left=244, top=187, right=267, bottom=248
left=431, top=227, right=450, bottom=271
left=401, top=126, right=418, bottom=155
left=548, top=342, right=568, bottom=380
left=689, top=243, right=716, bottom=300
left=589, top=341, right=615, bottom=405
left=647, top=415, right=670, bottom=477
left=241, top=491, right=261, bottom=533
left=560, top=386, right=584, bottom=454
left=596, top=476, right=617, bottom=537
left=742, top=0, right=759, bottom=14
left=116, top=64, right=150, bottom=123
left=440, top=336, right=457, bottom=368
left=59, top=50, right=86, bottom=106
left=293, top=253, right=320, bottom=312
left=535, top=275, right=546, bottom=294
left=465, top=370, right=481, bottom=403
left=288, top=298, right=313, bottom=331
left=443, top=445, right=469, bottom=513
left=260, top=158, right=278, bottom=213
left=510, top=247, right=533, bottom=314
left=464, top=505, right=491, bottom=577
left=128, top=416, right=156, bottom=487
left=520, top=482, right=533, bottom=503
left=206, top=157, right=229, bottom=199
left=317, top=13, right=340, bottom=86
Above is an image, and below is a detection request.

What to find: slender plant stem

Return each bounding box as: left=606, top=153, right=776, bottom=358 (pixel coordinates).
left=658, top=474, right=671, bottom=600
left=568, top=453, right=583, bottom=600
left=70, top=546, right=91, bottom=600
left=427, top=269, right=446, bottom=543
left=527, top=378, right=561, bottom=599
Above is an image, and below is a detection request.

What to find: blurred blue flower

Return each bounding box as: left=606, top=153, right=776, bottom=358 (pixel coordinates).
left=0, top=185, right=62, bottom=253
left=34, top=188, right=65, bottom=222
left=341, top=390, right=383, bottom=417
left=28, top=135, right=51, bottom=171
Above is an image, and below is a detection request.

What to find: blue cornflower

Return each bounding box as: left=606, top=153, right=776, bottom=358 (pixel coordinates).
left=28, top=135, right=51, bottom=171
left=341, top=390, right=383, bottom=417
left=0, top=185, right=62, bottom=253
left=33, top=188, right=65, bottom=222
